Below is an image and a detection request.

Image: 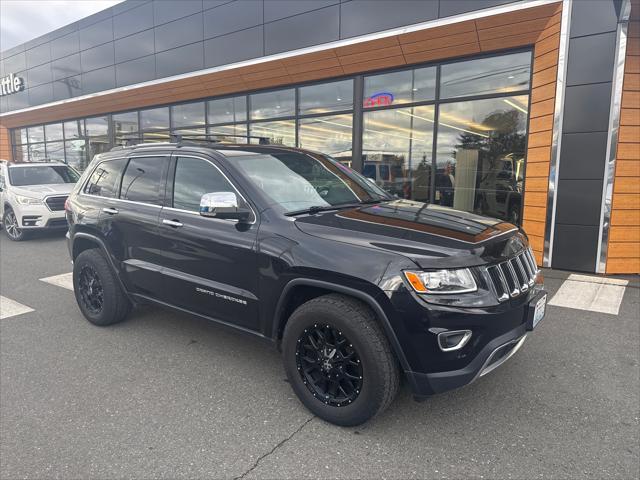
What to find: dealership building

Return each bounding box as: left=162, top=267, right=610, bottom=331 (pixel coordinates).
left=0, top=0, right=638, bottom=274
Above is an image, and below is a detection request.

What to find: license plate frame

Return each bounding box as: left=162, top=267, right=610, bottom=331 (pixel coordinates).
left=526, top=292, right=547, bottom=330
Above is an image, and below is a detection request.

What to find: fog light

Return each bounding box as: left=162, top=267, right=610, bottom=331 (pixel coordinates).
left=22, top=216, right=41, bottom=227
left=437, top=330, right=472, bottom=352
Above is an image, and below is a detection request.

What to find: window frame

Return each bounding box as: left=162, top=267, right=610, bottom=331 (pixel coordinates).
left=118, top=154, right=171, bottom=207
left=165, top=153, right=257, bottom=224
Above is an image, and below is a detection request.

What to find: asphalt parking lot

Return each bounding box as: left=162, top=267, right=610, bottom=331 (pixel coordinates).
left=0, top=232, right=638, bottom=479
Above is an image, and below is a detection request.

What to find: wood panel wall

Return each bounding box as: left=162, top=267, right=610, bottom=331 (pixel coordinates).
left=0, top=124, right=11, bottom=161
left=607, top=1, right=640, bottom=274
left=0, top=2, right=563, bottom=266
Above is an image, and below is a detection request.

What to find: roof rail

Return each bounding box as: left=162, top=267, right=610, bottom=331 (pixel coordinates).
left=109, top=133, right=270, bottom=151
left=170, top=133, right=270, bottom=145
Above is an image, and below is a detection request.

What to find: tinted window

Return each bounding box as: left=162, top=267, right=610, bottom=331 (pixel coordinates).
left=250, top=89, right=295, bottom=119
left=173, top=157, right=235, bottom=212
left=140, top=107, right=170, bottom=130
left=364, top=67, right=436, bottom=108
left=171, top=102, right=205, bottom=128
left=207, top=96, right=247, bottom=124
left=440, top=52, right=531, bottom=99
left=298, top=80, right=353, bottom=114
left=84, top=159, right=127, bottom=197
left=120, top=156, right=169, bottom=205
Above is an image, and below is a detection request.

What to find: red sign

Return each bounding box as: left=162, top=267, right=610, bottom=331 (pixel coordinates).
left=363, top=92, right=394, bottom=108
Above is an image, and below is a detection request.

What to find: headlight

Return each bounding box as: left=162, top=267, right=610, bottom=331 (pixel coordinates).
left=13, top=194, right=43, bottom=205
left=404, top=269, right=477, bottom=294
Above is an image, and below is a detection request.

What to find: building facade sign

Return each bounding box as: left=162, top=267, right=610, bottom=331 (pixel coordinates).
left=0, top=74, right=25, bottom=96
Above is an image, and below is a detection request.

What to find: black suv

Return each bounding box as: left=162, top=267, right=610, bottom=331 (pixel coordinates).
left=66, top=141, right=547, bottom=426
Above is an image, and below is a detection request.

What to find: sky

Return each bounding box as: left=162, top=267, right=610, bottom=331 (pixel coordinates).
left=1, top=0, right=124, bottom=52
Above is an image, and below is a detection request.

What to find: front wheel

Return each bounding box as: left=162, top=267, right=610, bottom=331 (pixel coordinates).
left=282, top=294, right=400, bottom=426
left=73, top=249, right=131, bottom=326
left=3, top=209, right=25, bottom=241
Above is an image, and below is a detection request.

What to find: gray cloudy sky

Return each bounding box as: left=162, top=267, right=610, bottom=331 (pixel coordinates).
left=1, top=0, right=124, bottom=52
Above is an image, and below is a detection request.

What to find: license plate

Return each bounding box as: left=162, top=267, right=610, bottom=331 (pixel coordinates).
left=532, top=294, right=547, bottom=329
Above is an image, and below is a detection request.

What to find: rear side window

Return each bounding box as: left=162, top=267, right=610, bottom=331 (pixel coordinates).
left=120, top=156, right=169, bottom=205
left=84, top=158, right=127, bottom=198
left=172, top=157, right=235, bottom=212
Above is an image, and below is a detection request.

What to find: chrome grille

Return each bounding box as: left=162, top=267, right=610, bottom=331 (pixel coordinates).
left=486, top=248, right=538, bottom=302
left=45, top=195, right=67, bottom=212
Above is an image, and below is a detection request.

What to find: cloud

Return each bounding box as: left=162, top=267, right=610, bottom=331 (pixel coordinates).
left=1, top=0, right=124, bottom=53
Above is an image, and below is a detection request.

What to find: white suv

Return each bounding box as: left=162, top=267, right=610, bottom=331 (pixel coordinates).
left=0, top=160, right=80, bottom=241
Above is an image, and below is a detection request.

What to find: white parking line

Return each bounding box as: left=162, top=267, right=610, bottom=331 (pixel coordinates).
left=39, top=272, right=73, bottom=291
left=549, top=274, right=628, bottom=315
left=0, top=296, right=35, bottom=319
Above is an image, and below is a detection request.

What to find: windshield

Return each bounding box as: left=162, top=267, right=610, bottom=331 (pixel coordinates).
left=232, top=151, right=390, bottom=212
left=8, top=165, right=80, bottom=186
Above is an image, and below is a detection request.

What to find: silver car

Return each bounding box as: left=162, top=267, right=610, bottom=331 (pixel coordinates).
left=0, top=160, right=80, bottom=241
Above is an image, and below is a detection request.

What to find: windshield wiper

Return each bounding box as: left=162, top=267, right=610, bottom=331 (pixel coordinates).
left=285, top=199, right=388, bottom=217
left=285, top=204, right=358, bottom=217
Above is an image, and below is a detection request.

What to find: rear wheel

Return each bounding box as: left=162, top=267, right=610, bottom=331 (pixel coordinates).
left=3, top=209, right=25, bottom=241
left=73, top=249, right=131, bottom=326
left=282, top=294, right=400, bottom=426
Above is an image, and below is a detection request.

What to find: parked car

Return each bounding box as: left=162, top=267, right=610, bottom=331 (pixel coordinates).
left=65, top=141, right=547, bottom=426
left=0, top=160, right=79, bottom=241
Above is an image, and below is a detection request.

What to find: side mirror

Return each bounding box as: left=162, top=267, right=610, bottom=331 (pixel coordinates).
left=200, top=191, right=251, bottom=222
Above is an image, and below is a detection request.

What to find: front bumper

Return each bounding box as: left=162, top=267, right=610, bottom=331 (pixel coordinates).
left=10, top=203, right=68, bottom=230
left=386, top=281, right=546, bottom=397
left=405, top=325, right=528, bottom=396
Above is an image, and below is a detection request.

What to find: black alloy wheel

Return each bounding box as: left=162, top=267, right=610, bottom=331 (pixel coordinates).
left=77, top=265, right=105, bottom=315
left=296, top=323, right=364, bottom=407
left=283, top=294, right=400, bottom=426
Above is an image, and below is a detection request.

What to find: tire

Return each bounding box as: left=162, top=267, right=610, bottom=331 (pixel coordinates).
left=282, top=294, right=400, bottom=426
left=3, top=208, right=26, bottom=241
left=73, top=248, right=131, bottom=326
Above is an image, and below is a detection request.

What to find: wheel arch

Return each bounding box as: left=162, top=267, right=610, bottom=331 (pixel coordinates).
left=71, top=232, right=134, bottom=302
left=273, top=278, right=410, bottom=371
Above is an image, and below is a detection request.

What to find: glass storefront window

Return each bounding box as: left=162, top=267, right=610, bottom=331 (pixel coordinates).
left=64, top=119, right=85, bottom=140
left=435, top=95, right=529, bottom=223
left=45, top=123, right=64, bottom=142
left=86, top=116, right=110, bottom=170
left=113, top=111, right=139, bottom=144
left=362, top=105, right=434, bottom=202
left=143, top=131, right=171, bottom=143
left=19, top=129, right=28, bottom=145
left=171, top=102, right=205, bottom=128
left=250, top=89, right=295, bottom=120
left=250, top=120, right=295, bottom=146
left=298, top=80, right=353, bottom=115
left=208, top=124, right=247, bottom=143
left=140, top=107, right=170, bottom=130
left=298, top=114, right=353, bottom=163
left=28, top=143, right=46, bottom=162
left=85, top=116, right=108, bottom=138
left=45, top=141, right=65, bottom=162
left=440, top=51, right=531, bottom=99
left=65, top=140, right=87, bottom=171
left=208, top=96, right=247, bottom=124
left=27, top=126, right=45, bottom=143
left=364, top=67, right=436, bottom=109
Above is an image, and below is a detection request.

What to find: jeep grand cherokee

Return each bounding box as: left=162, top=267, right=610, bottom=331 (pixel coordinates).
left=65, top=141, right=546, bottom=426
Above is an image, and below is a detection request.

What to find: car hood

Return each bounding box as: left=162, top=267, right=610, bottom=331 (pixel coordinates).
left=10, top=184, right=74, bottom=199
left=293, top=199, right=528, bottom=269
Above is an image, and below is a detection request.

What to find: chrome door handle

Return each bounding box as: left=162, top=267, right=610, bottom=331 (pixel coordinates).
left=162, top=219, right=183, bottom=228
left=102, top=207, right=118, bottom=215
